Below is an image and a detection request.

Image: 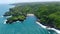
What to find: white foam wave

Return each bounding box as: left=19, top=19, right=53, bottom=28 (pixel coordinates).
left=6, top=16, right=12, bottom=18
left=36, top=22, right=47, bottom=28
left=4, top=20, right=7, bottom=24
left=36, top=22, right=60, bottom=34
left=47, top=28, right=60, bottom=34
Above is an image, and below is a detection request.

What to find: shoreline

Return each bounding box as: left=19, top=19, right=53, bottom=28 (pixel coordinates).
left=27, top=14, right=60, bottom=34
left=36, top=22, right=60, bottom=34
left=3, top=14, right=60, bottom=34
left=27, top=14, right=34, bottom=16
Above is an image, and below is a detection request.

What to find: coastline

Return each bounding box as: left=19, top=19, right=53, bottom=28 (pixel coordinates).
left=27, top=14, right=60, bottom=34
left=3, top=14, right=60, bottom=34
left=36, top=22, right=60, bottom=34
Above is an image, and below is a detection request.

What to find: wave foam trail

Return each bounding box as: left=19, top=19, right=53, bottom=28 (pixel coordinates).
left=36, top=22, right=47, bottom=28
left=47, top=28, right=60, bottom=34
left=36, top=22, right=60, bottom=34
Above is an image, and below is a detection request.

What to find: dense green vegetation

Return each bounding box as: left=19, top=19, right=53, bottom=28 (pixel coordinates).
left=4, top=2, right=60, bottom=29
left=6, top=15, right=25, bottom=24
left=48, top=12, right=60, bottom=28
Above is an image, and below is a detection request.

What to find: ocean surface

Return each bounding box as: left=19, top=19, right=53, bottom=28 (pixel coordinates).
left=0, top=4, right=57, bottom=34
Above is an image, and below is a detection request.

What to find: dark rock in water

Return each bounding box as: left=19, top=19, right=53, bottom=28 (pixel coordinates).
left=3, top=15, right=10, bottom=16
left=18, top=19, right=24, bottom=21
left=40, top=22, right=60, bottom=30
left=6, top=20, right=17, bottom=24
left=6, top=18, right=25, bottom=24
left=55, top=28, right=60, bottom=30
left=6, top=20, right=13, bottom=24
left=3, top=13, right=11, bottom=16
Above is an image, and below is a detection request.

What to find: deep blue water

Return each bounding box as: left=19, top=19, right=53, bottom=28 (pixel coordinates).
left=0, top=4, right=57, bottom=34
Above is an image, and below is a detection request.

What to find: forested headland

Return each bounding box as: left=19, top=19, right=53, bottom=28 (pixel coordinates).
left=4, top=2, right=60, bottom=30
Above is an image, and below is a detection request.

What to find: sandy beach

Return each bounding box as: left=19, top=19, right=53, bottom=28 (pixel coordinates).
left=27, top=14, right=60, bottom=34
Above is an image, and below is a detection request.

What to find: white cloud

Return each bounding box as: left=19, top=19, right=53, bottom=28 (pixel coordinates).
left=0, top=0, right=60, bottom=4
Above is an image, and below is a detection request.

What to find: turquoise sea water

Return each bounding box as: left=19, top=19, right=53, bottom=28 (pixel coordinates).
left=0, top=4, right=14, bottom=16
left=0, top=4, right=57, bottom=34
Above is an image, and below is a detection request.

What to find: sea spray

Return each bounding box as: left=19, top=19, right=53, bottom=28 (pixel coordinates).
left=4, top=20, right=7, bottom=24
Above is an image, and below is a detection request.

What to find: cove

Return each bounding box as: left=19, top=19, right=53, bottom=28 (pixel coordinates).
left=0, top=4, right=58, bottom=34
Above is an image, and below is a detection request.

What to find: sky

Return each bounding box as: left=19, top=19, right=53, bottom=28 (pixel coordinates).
left=0, top=0, right=60, bottom=4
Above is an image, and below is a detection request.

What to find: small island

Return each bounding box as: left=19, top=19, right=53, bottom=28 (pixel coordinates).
left=4, top=2, right=60, bottom=30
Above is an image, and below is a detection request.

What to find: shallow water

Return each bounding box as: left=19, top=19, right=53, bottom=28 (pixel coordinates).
left=0, top=4, right=57, bottom=34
